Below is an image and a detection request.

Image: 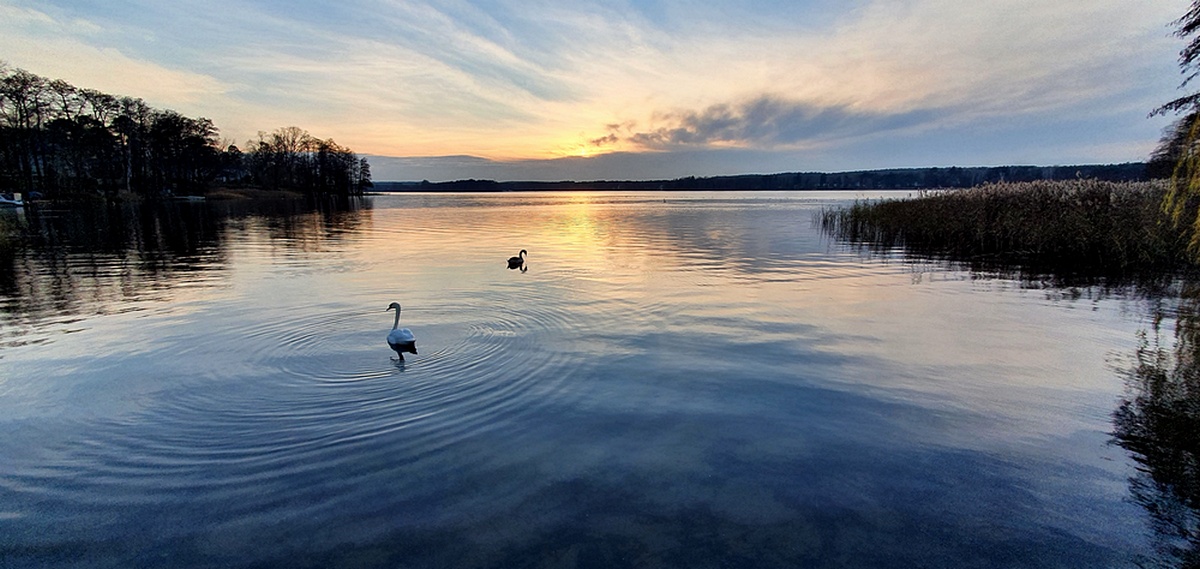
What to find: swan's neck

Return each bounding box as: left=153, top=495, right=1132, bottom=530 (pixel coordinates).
left=392, top=308, right=401, bottom=330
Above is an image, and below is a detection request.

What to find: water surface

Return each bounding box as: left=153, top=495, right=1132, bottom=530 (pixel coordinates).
left=0, top=192, right=1180, bottom=567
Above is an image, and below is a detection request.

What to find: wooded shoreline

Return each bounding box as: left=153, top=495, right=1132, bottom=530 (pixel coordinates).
left=0, top=65, right=371, bottom=201
left=372, top=162, right=1149, bottom=192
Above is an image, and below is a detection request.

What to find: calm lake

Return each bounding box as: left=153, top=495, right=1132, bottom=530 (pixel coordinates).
left=0, top=191, right=1188, bottom=568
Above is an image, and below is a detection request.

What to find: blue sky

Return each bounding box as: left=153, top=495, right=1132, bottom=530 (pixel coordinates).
left=0, top=0, right=1188, bottom=181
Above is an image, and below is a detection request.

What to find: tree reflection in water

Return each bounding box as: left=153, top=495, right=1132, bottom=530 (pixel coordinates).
left=0, top=196, right=371, bottom=348
left=1113, top=281, right=1200, bottom=568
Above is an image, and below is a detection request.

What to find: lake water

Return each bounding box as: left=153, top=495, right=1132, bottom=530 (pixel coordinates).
left=0, top=191, right=1186, bottom=567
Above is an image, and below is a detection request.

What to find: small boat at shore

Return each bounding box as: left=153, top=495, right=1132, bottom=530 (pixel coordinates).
left=0, top=194, right=23, bottom=208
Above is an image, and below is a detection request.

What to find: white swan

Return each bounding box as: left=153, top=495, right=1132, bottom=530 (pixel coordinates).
left=386, top=302, right=417, bottom=359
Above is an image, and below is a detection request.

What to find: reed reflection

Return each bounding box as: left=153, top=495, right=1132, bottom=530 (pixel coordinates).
left=1113, top=282, right=1200, bottom=569
left=0, top=197, right=372, bottom=347
left=818, top=194, right=1200, bottom=567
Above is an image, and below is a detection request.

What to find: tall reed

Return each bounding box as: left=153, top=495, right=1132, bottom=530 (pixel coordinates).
left=820, top=180, right=1191, bottom=276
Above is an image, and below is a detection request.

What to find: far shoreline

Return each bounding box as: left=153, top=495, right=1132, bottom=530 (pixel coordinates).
left=368, top=162, right=1149, bottom=193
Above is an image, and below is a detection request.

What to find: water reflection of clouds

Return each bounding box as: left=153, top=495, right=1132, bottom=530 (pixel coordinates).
left=0, top=191, right=1175, bottom=567
left=476, top=195, right=1141, bottom=482
left=326, top=345, right=1140, bottom=568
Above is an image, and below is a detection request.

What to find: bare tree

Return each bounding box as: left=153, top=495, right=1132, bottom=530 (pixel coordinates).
left=0, top=64, right=370, bottom=198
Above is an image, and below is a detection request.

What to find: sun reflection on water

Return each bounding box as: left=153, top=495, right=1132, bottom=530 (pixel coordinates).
left=0, top=191, right=1169, bottom=568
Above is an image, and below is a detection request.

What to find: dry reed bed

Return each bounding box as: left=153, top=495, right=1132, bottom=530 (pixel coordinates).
left=820, top=180, right=1190, bottom=275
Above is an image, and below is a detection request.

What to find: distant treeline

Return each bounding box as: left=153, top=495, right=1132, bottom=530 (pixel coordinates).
left=0, top=64, right=371, bottom=199
left=377, top=163, right=1149, bottom=192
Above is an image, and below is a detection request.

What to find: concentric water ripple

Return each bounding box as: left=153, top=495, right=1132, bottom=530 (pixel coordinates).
left=0, top=192, right=1156, bottom=568
left=2, top=281, right=597, bottom=522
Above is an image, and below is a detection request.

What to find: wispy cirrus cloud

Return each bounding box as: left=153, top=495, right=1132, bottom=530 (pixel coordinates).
left=0, top=2, right=227, bottom=106
left=569, top=0, right=1181, bottom=157
left=0, top=0, right=1186, bottom=177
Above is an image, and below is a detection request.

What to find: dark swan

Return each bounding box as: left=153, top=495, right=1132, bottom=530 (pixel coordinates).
left=507, top=249, right=527, bottom=269
left=385, top=302, right=417, bottom=359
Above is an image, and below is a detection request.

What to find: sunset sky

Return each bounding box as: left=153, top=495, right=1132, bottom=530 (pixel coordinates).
left=0, top=0, right=1188, bottom=181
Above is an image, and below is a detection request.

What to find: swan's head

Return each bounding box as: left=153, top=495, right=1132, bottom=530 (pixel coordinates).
left=386, top=302, right=402, bottom=312
left=520, top=249, right=527, bottom=256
